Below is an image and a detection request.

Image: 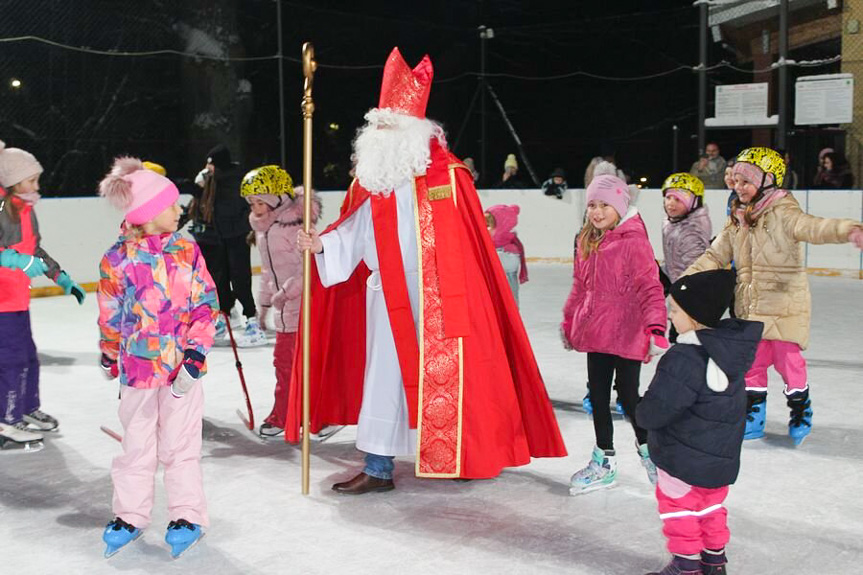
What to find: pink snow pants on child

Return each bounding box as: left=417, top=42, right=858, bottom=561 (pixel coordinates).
left=744, top=339, right=808, bottom=395
left=112, top=381, right=208, bottom=529
left=656, top=469, right=729, bottom=556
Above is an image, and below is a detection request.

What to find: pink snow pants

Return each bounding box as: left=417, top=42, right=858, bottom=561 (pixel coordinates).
left=744, top=339, right=808, bottom=395
left=656, top=469, right=729, bottom=556
left=264, top=331, right=297, bottom=428
left=111, top=381, right=208, bottom=529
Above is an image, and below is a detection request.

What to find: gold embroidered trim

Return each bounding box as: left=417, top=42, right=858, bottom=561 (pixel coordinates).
left=427, top=184, right=452, bottom=201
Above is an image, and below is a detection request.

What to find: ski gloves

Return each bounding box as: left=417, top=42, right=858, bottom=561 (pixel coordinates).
left=100, top=349, right=206, bottom=398
left=171, top=349, right=206, bottom=399
left=0, top=248, right=47, bottom=278
left=55, top=271, right=86, bottom=305
left=645, top=327, right=669, bottom=363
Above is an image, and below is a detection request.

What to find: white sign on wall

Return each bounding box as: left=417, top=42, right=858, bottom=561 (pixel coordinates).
left=715, top=83, right=769, bottom=121
left=795, top=74, right=854, bottom=125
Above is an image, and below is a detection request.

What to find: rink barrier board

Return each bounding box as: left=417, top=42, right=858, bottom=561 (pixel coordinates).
left=25, top=188, right=863, bottom=293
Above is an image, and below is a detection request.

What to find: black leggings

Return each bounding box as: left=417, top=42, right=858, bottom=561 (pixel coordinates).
left=199, top=238, right=256, bottom=318
left=587, top=352, right=648, bottom=451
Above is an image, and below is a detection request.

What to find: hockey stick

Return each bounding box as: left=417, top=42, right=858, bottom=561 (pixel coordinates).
left=223, top=311, right=255, bottom=430
left=100, top=425, right=123, bottom=442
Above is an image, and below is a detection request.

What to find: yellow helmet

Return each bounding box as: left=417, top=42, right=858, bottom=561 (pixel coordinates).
left=734, top=147, right=786, bottom=189
left=142, top=161, right=167, bottom=177
left=661, top=172, right=704, bottom=198
left=240, top=165, right=294, bottom=199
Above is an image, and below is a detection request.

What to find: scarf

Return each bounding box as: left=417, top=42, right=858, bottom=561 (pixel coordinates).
left=733, top=188, right=787, bottom=227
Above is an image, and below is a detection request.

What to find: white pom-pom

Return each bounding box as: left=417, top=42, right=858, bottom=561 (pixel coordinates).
left=98, top=156, right=144, bottom=210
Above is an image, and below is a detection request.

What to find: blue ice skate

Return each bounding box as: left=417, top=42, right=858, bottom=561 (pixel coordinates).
left=615, top=400, right=625, bottom=416
left=165, top=519, right=204, bottom=559
left=582, top=392, right=593, bottom=415
left=103, top=517, right=141, bottom=558
left=787, top=390, right=812, bottom=446
left=744, top=393, right=766, bottom=440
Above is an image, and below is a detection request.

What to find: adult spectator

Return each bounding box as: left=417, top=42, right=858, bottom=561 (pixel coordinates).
left=776, top=149, right=799, bottom=189
left=463, top=157, right=480, bottom=183
left=496, top=153, right=526, bottom=188
left=813, top=151, right=854, bottom=189
left=689, top=142, right=726, bottom=189
left=188, top=144, right=266, bottom=346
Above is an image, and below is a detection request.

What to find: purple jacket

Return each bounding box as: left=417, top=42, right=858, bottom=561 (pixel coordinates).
left=562, top=210, right=667, bottom=361
left=251, top=187, right=321, bottom=333
left=662, top=205, right=712, bottom=284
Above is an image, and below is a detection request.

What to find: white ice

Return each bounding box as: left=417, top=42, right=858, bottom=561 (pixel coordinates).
left=3, top=265, right=863, bottom=574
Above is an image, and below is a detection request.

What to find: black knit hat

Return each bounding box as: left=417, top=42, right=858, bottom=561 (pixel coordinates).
left=206, top=144, right=232, bottom=170
left=670, top=270, right=736, bottom=327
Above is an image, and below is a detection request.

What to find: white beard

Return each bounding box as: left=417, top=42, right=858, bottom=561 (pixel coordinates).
left=352, top=108, right=446, bottom=195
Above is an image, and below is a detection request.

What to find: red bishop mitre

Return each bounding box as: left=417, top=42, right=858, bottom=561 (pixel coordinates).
left=378, top=47, right=433, bottom=118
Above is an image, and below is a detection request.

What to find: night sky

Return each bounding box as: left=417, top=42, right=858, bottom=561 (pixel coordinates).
left=1, top=1, right=717, bottom=193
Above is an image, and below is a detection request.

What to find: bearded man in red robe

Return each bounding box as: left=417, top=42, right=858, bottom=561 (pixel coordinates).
left=294, top=47, right=566, bottom=495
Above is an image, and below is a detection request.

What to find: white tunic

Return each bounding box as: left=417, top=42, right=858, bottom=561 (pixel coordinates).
left=315, top=181, right=419, bottom=456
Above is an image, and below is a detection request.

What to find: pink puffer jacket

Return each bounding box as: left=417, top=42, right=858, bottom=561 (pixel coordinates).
left=561, top=210, right=667, bottom=361
left=251, top=187, right=321, bottom=333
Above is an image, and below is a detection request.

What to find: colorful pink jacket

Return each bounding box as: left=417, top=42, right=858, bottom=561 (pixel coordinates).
left=97, top=229, right=218, bottom=389
left=562, top=209, right=667, bottom=361
left=251, top=187, right=320, bottom=333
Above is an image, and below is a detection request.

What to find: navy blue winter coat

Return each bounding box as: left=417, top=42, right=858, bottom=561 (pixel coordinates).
left=636, top=319, right=763, bottom=488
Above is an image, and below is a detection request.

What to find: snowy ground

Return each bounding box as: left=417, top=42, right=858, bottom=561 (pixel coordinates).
left=3, top=264, right=863, bottom=574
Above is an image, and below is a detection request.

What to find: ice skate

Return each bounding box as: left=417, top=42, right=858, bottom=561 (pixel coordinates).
left=646, top=554, right=703, bottom=575
left=701, top=549, right=728, bottom=575
left=637, top=442, right=657, bottom=485
left=582, top=391, right=593, bottom=415
left=569, top=445, right=616, bottom=495
left=787, top=389, right=812, bottom=446
left=744, top=392, right=766, bottom=440
left=212, top=315, right=230, bottom=347
left=237, top=317, right=268, bottom=348
left=102, top=517, right=142, bottom=558
left=615, top=399, right=625, bottom=416
left=23, top=409, right=59, bottom=432
left=258, top=422, right=284, bottom=438
left=312, top=424, right=346, bottom=443
left=165, top=519, right=204, bottom=559
left=0, top=422, right=44, bottom=452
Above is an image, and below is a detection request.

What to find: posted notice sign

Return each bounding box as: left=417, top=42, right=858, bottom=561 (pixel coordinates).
left=715, top=83, right=769, bottom=122
left=795, top=74, right=853, bottom=125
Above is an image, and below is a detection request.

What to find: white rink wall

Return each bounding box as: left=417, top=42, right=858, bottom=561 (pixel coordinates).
left=29, top=188, right=863, bottom=288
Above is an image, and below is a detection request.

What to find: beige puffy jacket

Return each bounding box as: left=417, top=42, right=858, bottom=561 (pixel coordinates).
left=685, top=194, right=860, bottom=349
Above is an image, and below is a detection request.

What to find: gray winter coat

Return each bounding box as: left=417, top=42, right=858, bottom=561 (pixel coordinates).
left=662, top=206, right=712, bottom=284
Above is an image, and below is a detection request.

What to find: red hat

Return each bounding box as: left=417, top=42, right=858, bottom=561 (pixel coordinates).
left=378, top=47, right=433, bottom=118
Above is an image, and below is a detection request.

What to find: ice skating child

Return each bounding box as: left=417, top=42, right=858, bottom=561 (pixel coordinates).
left=686, top=147, right=863, bottom=445
left=637, top=270, right=763, bottom=575
left=661, top=173, right=711, bottom=285
left=484, top=204, right=528, bottom=307
left=97, top=157, right=218, bottom=558
left=561, top=174, right=668, bottom=494
left=240, top=165, right=321, bottom=438
left=0, top=140, right=85, bottom=448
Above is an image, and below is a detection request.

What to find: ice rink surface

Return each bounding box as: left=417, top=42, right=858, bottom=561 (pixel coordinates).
left=3, top=264, right=862, bottom=574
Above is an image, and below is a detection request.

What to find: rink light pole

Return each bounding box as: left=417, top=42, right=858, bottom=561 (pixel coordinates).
left=300, top=42, right=317, bottom=496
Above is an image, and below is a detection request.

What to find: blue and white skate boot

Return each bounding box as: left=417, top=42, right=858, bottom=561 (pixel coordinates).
left=637, top=442, right=657, bottom=485
left=569, top=445, right=616, bottom=495
left=615, top=399, right=625, bottom=416
left=103, top=517, right=142, bottom=558
left=744, top=392, right=767, bottom=440
left=582, top=391, right=593, bottom=415
left=165, top=519, right=204, bottom=559
left=787, top=390, right=812, bottom=446
left=237, top=317, right=268, bottom=348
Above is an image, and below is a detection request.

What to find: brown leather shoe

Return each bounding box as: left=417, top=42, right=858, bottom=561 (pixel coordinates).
left=332, top=472, right=395, bottom=495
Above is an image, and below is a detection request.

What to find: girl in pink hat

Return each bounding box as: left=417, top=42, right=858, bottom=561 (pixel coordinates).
left=561, top=174, right=668, bottom=495
left=97, top=156, right=219, bottom=558
left=484, top=204, right=528, bottom=307
left=0, top=140, right=85, bottom=448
